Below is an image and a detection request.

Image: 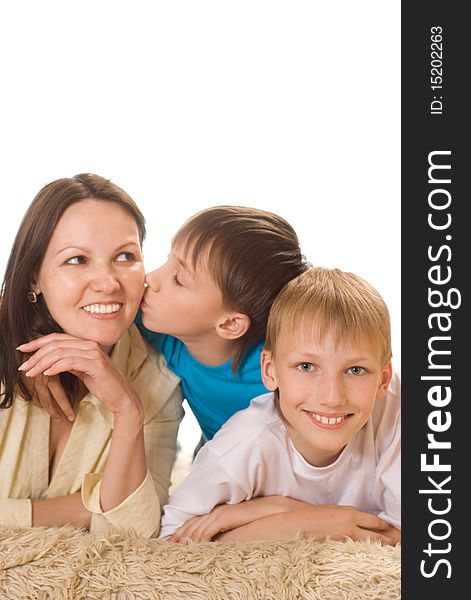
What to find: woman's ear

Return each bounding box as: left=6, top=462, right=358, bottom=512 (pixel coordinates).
left=261, top=348, right=278, bottom=391
left=31, top=280, right=41, bottom=295
left=216, top=313, right=251, bottom=340
left=376, top=360, right=393, bottom=398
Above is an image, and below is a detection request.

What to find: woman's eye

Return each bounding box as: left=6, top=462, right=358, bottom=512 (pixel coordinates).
left=349, top=366, right=366, bottom=376
left=297, top=362, right=313, bottom=373
left=116, top=252, right=135, bottom=262
left=66, top=256, right=87, bottom=265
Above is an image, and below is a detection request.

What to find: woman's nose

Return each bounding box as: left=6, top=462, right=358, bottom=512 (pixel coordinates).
left=90, top=269, right=121, bottom=294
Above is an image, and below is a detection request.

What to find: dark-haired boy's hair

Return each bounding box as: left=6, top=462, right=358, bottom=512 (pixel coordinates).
left=173, top=205, right=308, bottom=371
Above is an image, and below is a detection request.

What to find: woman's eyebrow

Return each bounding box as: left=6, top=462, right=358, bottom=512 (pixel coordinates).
left=114, top=241, right=141, bottom=251
left=55, top=241, right=141, bottom=256
left=55, top=245, right=89, bottom=256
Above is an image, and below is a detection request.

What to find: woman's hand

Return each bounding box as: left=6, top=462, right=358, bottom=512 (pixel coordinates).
left=21, top=371, right=76, bottom=422
left=18, top=333, right=143, bottom=423
left=169, top=496, right=311, bottom=543
left=19, top=333, right=148, bottom=513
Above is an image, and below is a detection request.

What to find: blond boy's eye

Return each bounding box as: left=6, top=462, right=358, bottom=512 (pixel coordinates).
left=297, top=362, right=313, bottom=373
left=349, top=366, right=366, bottom=375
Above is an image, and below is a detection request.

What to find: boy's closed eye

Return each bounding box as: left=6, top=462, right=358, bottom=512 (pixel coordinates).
left=173, top=273, right=183, bottom=286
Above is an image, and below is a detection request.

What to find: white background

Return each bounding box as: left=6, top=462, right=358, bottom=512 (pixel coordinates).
left=0, top=1, right=400, bottom=451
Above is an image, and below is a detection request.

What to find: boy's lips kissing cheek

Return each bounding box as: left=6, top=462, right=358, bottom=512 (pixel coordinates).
left=303, top=410, right=352, bottom=429
left=140, top=290, right=154, bottom=310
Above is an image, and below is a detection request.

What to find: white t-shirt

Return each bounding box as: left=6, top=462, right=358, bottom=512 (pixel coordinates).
left=160, top=372, right=401, bottom=538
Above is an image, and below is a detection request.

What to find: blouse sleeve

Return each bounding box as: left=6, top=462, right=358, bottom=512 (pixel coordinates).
left=82, top=350, right=184, bottom=538
left=82, top=471, right=159, bottom=536
left=0, top=498, right=32, bottom=528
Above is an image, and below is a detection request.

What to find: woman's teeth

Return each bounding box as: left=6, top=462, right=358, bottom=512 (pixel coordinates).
left=82, top=303, right=122, bottom=314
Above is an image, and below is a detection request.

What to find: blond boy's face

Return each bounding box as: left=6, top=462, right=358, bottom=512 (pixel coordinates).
left=261, top=326, right=392, bottom=467
left=141, top=242, right=226, bottom=340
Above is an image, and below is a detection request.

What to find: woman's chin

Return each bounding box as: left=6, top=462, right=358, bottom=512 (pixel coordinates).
left=62, top=328, right=126, bottom=353
left=57, top=310, right=136, bottom=350
left=91, top=335, right=122, bottom=355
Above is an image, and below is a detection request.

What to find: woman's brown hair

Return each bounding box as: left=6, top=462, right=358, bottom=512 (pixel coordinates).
left=0, top=173, right=145, bottom=409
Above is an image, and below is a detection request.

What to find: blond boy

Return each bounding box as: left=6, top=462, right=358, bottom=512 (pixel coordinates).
left=160, top=267, right=401, bottom=545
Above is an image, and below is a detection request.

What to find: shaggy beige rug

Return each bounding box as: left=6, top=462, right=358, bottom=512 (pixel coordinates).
left=0, top=526, right=400, bottom=599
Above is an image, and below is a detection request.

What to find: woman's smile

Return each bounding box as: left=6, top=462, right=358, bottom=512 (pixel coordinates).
left=82, top=302, right=124, bottom=318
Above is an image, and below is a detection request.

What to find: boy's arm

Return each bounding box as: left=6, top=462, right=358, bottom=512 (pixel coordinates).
left=217, top=504, right=401, bottom=546
left=160, top=445, right=249, bottom=539
left=168, top=495, right=307, bottom=543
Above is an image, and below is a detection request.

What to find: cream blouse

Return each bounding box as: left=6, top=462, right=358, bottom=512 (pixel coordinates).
left=0, top=324, right=183, bottom=538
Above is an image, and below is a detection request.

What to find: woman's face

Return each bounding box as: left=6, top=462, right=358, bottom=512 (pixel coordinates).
left=33, top=199, right=145, bottom=352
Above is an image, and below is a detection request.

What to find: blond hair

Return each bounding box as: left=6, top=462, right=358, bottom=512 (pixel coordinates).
left=266, top=267, right=392, bottom=365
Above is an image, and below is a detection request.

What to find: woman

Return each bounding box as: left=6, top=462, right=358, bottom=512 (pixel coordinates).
left=0, top=174, right=183, bottom=537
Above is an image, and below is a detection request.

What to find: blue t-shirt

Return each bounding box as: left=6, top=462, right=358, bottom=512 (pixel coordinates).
left=136, top=314, right=268, bottom=440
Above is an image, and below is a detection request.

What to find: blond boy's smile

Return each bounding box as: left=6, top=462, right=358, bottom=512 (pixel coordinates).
left=303, top=410, right=352, bottom=428
left=262, top=330, right=392, bottom=467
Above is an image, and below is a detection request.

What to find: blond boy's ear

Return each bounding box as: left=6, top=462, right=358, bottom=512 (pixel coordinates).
left=376, top=360, right=393, bottom=398
left=261, top=348, right=278, bottom=391
left=216, top=313, right=251, bottom=340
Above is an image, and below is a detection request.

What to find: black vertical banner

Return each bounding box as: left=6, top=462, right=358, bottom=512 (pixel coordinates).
left=402, top=2, right=467, bottom=597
